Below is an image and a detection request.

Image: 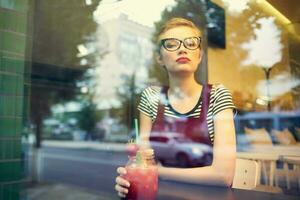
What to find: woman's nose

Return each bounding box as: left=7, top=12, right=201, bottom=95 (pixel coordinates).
left=177, top=43, right=187, bottom=54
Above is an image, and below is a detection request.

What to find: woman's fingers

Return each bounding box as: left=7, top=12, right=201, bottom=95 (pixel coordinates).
left=115, top=184, right=128, bottom=195
left=115, top=176, right=130, bottom=187
left=115, top=167, right=130, bottom=197
left=118, top=191, right=126, bottom=198
left=117, top=167, right=127, bottom=176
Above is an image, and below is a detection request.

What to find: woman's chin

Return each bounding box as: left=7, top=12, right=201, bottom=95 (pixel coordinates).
left=169, top=68, right=196, bottom=77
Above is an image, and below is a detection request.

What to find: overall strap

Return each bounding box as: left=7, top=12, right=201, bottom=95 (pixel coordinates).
left=200, top=84, right=212, bottom=118
left=155, top=86, right=168, bottom=125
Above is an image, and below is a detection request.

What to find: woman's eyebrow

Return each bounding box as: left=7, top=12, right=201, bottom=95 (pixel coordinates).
left=162, top=36, right=197, bottom=40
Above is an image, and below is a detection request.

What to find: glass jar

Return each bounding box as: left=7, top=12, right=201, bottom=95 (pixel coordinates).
left=123, top=149, right=158, bottom=200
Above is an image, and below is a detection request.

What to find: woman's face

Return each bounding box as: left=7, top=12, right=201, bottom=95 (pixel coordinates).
left=157, top=26, right=202, bottom=76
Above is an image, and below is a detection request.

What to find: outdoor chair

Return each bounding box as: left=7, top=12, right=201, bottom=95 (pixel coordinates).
left=232, top=158, right=260, bottom=190
left=233, top=158, right=283, bottom=193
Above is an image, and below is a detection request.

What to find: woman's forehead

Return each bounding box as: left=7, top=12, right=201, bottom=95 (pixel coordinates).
left=159, top=26, right=201, bottom=40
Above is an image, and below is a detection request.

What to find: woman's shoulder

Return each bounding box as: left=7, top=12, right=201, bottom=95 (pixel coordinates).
left=141, top=85, right=162, bottom=97
left=210, top=83, right=231, bottom=95
left=142, top=85, right=162, bottom=93
left=211, top=83, right=227, bottom=89
left=140, top=85, right=164, bottom=102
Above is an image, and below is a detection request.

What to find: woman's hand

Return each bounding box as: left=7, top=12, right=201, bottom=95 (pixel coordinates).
left=115, top=167, right=130, bottom=198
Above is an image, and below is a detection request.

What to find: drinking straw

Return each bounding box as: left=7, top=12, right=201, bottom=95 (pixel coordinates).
left=134, top=118, right=139, bottom=144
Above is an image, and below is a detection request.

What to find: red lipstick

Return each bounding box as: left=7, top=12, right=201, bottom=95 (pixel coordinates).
left=176, top=57, right=190, bottom=63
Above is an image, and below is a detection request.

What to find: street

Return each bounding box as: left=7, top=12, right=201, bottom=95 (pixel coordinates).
left=30, top=147, right=127, bottom=198
left=22, top=143, right=300, bottom=199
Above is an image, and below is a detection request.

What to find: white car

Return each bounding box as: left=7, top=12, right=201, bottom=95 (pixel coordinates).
left=149, top=132, right=213, bottom=167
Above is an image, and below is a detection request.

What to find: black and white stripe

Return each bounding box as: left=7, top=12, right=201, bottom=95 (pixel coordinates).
left=137, top=84, right=235, bottom=144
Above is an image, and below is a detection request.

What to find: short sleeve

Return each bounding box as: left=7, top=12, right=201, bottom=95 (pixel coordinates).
left=212, top=84, right=236, bottom=116
left=137, top=86, right=161, bottom=120
left=137, top=88, right=152, bottom=118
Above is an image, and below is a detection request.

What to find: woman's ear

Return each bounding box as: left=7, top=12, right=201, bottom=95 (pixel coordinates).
left=156, top=53, right=164, bottom=66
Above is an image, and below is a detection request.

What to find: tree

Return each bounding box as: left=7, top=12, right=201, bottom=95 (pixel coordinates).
left=77, top=98, right=104, bottom=140
left=30, top=0, right=102, bottom=148
left=115, top=73, right=140, bottom=130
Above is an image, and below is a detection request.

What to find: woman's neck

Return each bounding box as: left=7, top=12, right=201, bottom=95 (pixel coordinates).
left=168, top=74, right=202, bottom=99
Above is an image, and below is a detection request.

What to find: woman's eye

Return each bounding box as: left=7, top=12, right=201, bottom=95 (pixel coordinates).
left=166, top=44, right=176, bottom=48
left=186, top=39, right=197, bottom=47
left=165, top=41, right=178, bottom=48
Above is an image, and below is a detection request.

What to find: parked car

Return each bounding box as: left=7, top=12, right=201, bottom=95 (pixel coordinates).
left=149, top=132, right=213, bottom=167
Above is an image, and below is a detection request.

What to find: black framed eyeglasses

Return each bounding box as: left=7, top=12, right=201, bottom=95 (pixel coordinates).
left=160, top=36, right=202, bottom=52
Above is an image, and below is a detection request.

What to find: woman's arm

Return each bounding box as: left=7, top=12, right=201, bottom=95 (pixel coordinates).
left=158, top=108, right=236, bottom=187
left=139, top=112, right=153, bottom=148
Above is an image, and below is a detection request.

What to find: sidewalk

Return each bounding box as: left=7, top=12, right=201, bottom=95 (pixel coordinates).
left=24, top=182, right=117, bottom=200
left=42, top=140, right=126, bottom=152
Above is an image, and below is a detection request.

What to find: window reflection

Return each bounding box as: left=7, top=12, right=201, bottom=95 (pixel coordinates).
left=1, top=0, right=300, bottom=199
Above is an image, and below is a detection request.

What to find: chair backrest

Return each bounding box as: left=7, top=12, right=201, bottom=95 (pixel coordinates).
left=232, top=158, right=259, bottom=190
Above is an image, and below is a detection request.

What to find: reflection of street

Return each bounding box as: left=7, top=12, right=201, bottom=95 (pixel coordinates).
left=28, top=147, right=127, bottom=197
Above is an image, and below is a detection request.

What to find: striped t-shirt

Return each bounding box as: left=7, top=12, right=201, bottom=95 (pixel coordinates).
left=137, top=84, right=235, bottom=143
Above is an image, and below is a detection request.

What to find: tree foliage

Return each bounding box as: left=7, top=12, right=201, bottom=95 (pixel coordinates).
left=29, top=0, right=102, bottom=147
left=32, top=0, right=101, bottom=68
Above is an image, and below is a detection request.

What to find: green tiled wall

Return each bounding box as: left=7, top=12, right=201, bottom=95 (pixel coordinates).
left=0, top=10, right=27, bottom=33
left=0, top=0, right=29, bottom=199
left=2, top=31, right=27, bottom=54
left=0, top=0, right=28, bottom=12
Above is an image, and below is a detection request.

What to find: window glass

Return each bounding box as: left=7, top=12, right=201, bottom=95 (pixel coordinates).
left=1, top=0, right=299, bottom=199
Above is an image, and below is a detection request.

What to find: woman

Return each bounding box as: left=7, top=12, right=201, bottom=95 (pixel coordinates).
left=115, top=17, right=236, bottom=198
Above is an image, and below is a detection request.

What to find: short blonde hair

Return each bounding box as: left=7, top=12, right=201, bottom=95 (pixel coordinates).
left=157, top=17, right=202, bottom=42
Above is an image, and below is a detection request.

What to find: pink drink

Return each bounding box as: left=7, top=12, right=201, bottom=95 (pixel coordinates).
left=125, top=165, right=158, bottom=200
left=124, top=149, right=158, bottom=200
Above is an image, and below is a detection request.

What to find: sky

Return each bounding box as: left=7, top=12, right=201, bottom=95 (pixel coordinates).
left=93, top=0, right=176, bottom=27
left=241, top=17, right=283, bottom=68
left=221, top=0, right=250, bottom=16
left=93, top=0, right=253, bottom=26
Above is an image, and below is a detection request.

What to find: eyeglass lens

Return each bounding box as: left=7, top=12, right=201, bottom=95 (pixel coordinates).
left=163, top=37, right=201, bottom=51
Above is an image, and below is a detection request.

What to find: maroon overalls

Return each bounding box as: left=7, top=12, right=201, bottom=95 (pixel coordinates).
left=150, top=84, right=213, bottom=167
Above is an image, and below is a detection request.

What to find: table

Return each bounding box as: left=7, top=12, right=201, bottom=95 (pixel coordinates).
left=156, top=180, right=299, bottom=200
